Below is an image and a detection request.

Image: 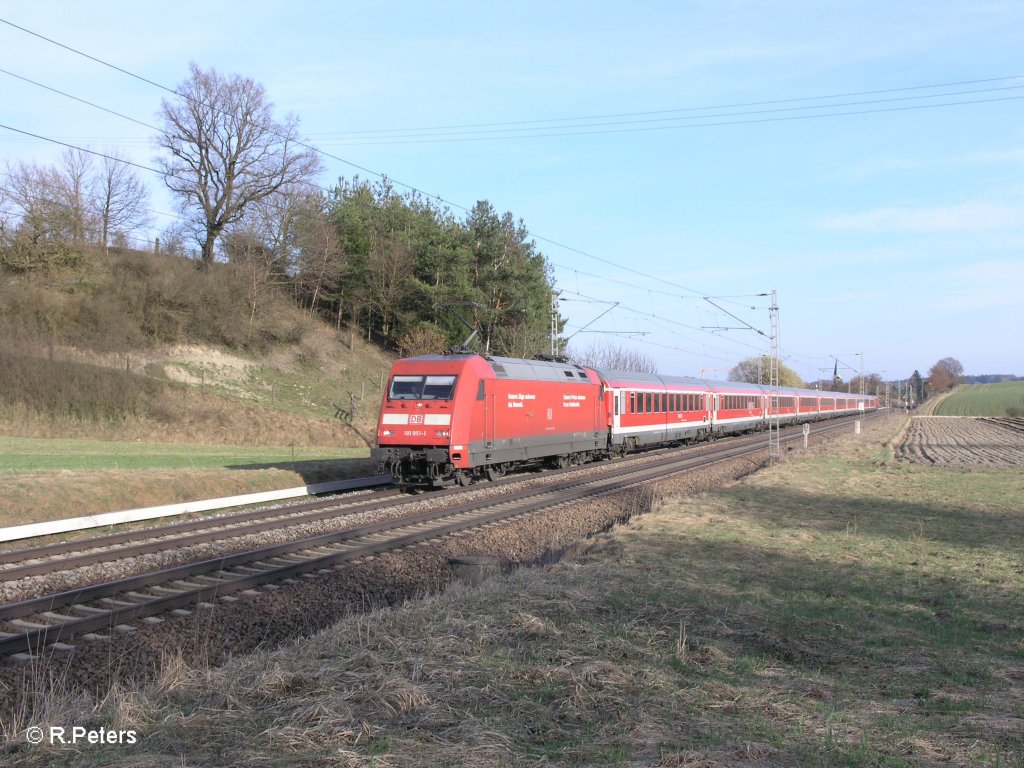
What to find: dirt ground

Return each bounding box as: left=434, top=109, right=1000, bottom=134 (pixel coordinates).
left=895, top=416, right=1024, bottom=467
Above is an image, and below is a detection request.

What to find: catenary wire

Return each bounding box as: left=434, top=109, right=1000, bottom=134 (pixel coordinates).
left=306, top=74, right=1024, bottom=136
left=307, top=83, right=1024, bottom=142
left=312, top=94, right=1024, bottom=146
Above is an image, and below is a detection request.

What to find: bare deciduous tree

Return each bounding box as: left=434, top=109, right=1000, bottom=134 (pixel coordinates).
left=158, top=221, right=195, bottom=258
left=846, top=373, right=884, bottom=395
left=366, top=231, right=414, bottom=338
left=224, top=185, right=308, bottom=341
left=156, top=63, right=322, bottom=266
left=1, top=160, right=79, bottom=269
left=55, top=149, right=94, bottom=246
left=728, top=355, right=804, bottom=387
left=93, top=151, right=150, bottom=253
left=294, top=193, right=345, bottom=324
left=929, top=356, right=964, bottom=392
left=568, top=341, right=658, bottom=374
left=2, top=149, right=152, bottom=265
left=0, top=179, right=11, bottom=239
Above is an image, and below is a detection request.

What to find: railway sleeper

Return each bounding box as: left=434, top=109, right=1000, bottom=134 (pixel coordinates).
left=148, top=586, right=187, bottom=596
left=0, top=414, right=873, bottom=663
left=193, top=574, right=231, bottom=583
left=98, top=598, right=137, bottom=608
left=40, top=611, right=78, bottom=622
left=70, top=605, right=110, bottom=615
left=161, top=580, right=207, bottom=592
left=8, top=619, right=50, bottom=631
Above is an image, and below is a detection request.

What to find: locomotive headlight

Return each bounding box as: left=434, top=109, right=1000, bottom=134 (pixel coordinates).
left=435, top=430, right=450, bottom=437
left=382, top=429, right=395, bottom=437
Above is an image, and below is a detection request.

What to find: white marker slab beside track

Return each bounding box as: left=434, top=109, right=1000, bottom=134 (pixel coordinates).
left=0, top=476, right=392, bottom=543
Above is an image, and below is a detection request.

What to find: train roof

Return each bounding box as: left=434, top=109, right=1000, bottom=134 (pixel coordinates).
left=593, top=368, right=709, bottom=389
left=489, top=356, right=593, bottom=383
left=401, top=354, right=594, bottom=384
left=594, top=367, right=873, bottom=400
left=594, top=367, right=779, bottom=391
left=397, top=354, right=874, bottom=399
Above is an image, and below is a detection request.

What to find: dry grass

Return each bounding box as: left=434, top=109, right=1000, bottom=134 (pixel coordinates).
left=0, top=346, right=386, bottom=448
left=0, top=248, right=396, bottom=450
left=0, top=459, right=372, bottom=533
left=5, top=415, right=1023, bottom=766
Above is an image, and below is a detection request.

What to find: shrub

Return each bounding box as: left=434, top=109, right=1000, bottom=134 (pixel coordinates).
left=398, top=324, right=447, bottom=357
left=0, top=237, right=85, bottom=273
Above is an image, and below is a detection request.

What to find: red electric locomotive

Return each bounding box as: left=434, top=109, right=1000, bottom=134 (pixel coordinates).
left=372, top=354, right=607, bottom=486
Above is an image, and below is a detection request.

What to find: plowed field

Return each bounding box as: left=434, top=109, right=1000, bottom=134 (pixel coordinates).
left=896, top=416, right=1024, bottom=467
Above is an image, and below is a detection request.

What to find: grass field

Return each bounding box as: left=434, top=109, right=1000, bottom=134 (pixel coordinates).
left=933, top=381, right=1024, bottom=416
left=0, top=437, right=373, bottom=532
left=11, top=415, right=1023, bottom=766
left=0, top=435, right=366, bottom=473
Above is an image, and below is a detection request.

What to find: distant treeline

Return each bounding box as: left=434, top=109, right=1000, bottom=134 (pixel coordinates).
left=962, top=375, right=1023, bottom=384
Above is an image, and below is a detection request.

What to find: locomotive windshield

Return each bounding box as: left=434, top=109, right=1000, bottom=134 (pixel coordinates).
left=388, top=375, right=458, bottom=401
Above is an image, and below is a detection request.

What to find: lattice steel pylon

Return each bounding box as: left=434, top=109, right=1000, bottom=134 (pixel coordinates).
left=550, top=292, right=560, bottom=357
left=768, top=289, right=781, bottom=462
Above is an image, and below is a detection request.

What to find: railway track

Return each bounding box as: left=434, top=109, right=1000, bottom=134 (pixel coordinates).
left=0, top=414, right=874, bottom=660
left=0, top=485, right=408, bottom=582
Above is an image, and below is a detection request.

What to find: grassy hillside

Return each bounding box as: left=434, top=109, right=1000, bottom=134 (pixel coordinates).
left=0, top=248, right=394, bottom=522
left=933, top=382, right=1024, bottom=416
left=0, top=248, right=394, bottom=441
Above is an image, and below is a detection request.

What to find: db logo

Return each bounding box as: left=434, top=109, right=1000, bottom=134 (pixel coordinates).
left=409, top=414, right=424, bottom=424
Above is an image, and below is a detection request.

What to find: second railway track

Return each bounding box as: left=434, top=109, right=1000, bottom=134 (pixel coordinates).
left=0, top=485, right=408, bottom=583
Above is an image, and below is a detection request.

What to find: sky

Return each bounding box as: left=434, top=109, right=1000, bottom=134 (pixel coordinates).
left=2, top=1, right=1022, bottom=382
